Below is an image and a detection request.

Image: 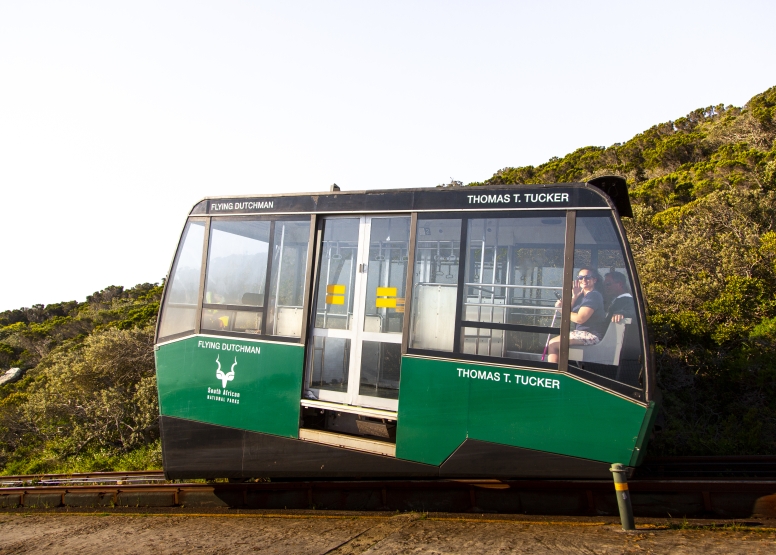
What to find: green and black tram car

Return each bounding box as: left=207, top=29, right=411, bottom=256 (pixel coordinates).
left=154, top=177, right=657, bottom=480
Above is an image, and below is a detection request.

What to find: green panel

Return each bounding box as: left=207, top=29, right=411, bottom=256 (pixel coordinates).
left=396, top=356, right=649, bottom=466
left=395, top=356, right=469, bottom=465
left=155, top=336, right=304, bottom=438
left=630, top=401, right=657, bottom=466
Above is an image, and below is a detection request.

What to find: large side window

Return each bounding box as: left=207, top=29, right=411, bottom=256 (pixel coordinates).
left=267, top=220, right=312, bottom=337
left=202, top=219, right=271, bottom=334
left=569, top=213, right=644, bottom=387
left=461, top=216, right=564, bottom=364
left=200, top=217, right=312, bottom=340
left=409, top=218, right=462, bottom=352
left=158, top=220, right=206, bottom=340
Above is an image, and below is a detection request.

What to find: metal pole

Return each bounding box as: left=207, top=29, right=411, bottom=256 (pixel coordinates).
left=541, top=309, right=559, bottom=361
left=610, top=463, right=635, bottom=530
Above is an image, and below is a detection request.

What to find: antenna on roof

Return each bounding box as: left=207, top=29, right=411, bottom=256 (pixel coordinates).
left=330, top=183, right=340, bottom=192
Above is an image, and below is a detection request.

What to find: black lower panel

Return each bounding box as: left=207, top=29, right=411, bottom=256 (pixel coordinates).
left=439, top=439, right=618, bottom=479
left=160, top=416, right=436, bottom=479
left=161, top=417, right=627, bottom=480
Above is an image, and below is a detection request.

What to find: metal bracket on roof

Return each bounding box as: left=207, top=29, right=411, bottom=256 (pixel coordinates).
left=587, top=176, right=633, bottom=218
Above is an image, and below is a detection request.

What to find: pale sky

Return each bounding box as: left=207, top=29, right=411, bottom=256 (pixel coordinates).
left=1, top=1, right=775, bottom=311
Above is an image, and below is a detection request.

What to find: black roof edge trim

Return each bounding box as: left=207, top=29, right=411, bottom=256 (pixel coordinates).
left=189, top=200, right=208, bottom=215
left=587, top=176, right=633, bottom=218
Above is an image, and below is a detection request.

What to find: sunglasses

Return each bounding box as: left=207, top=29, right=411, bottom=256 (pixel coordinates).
left=577, top=275, right=594, bottom=281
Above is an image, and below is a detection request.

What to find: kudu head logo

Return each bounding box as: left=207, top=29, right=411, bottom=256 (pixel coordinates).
left=215, top=354, right=236, bottom=389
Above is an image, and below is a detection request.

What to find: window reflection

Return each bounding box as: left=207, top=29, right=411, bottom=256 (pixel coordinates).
left=314, top=219, right=360, bottom=330
left=363, top=217, right=410, bottom=334
left=267, top=220, right=311, bottom=337
left=202, top=219, right=270, bottom=334
left=359, top=341, right=401, bottom=399
left=158, top=221, right=205, bottom=339
left=462, top=216, right=565, bottom=362
left=409, top=219, right=462, bottom=352
left=310, top=336, right=350, bottom=392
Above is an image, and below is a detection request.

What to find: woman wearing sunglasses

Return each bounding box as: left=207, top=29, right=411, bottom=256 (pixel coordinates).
left=546, top=267, right=607, bottom=363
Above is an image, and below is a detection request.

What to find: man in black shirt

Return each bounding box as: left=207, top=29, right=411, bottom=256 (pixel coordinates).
left=604, top=271, right=636, bottom=323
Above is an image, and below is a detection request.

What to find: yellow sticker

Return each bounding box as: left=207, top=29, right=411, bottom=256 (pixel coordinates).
left=396, top=297, right=405, bottom=305
left=614, top=483, right=629, bottom=491
left=395, top=307, right=405, bottom=313
left=376, top=298, right=397, bottom=308
left=376, top=287, right=397, bottom=297
left=327, top=284, right=346, bottom=295
left=325, top=294, right=345, bottom=305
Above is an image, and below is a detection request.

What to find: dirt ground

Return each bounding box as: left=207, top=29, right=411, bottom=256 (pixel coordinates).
left=1, top=511, right=775, bottom=554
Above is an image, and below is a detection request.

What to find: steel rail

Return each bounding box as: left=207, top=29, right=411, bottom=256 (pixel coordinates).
left=635, top=456, right=776, bottom=479
left=2, top=478, right=776, bottom=494
left=1, top=478, right=775, bottom=518
left=3, top=454, right=776, bottom=486
left=0, top=470, right=165, bottom=487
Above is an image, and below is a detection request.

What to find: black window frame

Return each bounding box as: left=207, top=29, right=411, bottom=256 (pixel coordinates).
left=156, top=217, right=209, bottom=344
left=406, top=210, right=566, bottom=371
left=565, top=210, right=647, bottom=400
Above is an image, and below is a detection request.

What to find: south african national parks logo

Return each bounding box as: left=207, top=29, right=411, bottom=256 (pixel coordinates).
left=216, top=354, right=237, bottom=388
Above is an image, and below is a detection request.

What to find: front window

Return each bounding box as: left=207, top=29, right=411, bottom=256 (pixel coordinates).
left=158, top=220, right=206, bottom=340
left=569, top=213, right=644, bottom=387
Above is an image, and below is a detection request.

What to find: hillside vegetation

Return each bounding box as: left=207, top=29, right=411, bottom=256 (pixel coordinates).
left=1, top=86, right=775, bottom=473
left=0, top=285, right=163, bottom=473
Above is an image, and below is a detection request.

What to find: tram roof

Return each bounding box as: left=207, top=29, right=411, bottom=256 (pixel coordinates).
left=189, top=176, right=632, bottom=219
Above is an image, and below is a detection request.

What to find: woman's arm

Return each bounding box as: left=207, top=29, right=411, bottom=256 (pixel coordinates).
left=571, top=306, right=594, bottom=324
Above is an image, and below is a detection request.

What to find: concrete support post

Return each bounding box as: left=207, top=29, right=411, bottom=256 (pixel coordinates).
left=610, top=463, right=635, bottom=530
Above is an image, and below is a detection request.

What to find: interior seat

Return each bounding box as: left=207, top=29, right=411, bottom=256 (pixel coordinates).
left=568, top=318, right=631, bottom=365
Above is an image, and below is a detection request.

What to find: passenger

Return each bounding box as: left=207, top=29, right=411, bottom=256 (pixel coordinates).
left=604, top=271, right=636, bottom=323
left=546, top=267, right=608, bottom=363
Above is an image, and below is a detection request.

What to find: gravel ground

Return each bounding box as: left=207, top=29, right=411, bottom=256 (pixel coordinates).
left=1, top=511, right=775, bottom=554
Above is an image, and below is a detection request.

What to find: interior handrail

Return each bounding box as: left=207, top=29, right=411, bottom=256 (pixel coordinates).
left=465, top=302, right=557, bottom=311
left=464, top=283, right=562, bottom=290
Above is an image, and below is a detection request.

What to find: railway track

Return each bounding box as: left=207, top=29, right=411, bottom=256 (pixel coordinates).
left=0, top=470, right=165, bottom=487
left=2, top=455, right=774, bottom=487
left=635, top=456, right=776, bottom=479
left=1, top=471, right=775, bottom=518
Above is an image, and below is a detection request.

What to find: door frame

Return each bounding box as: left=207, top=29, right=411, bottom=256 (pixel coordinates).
left=305, top=215, right=409, bottom=413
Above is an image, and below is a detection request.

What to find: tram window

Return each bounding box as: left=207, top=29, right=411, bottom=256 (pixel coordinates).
left=202, top=219, right=270, bottom=334
left=359, top=341, right=401, bottom=399
left=363, top=217, right=410, bottom=334
left=267, top=220, right=311, bottom=337
left=314, top=218, right=360, bottom=330
left=158, top=221, right=206, bottom=339
left=461, top=217, right=565, bottom=362
left=569, top=214, right=644, bottom=388
left=309, top=336, right=350, bottom=393
left=409, top=218, right=462, bottom=352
